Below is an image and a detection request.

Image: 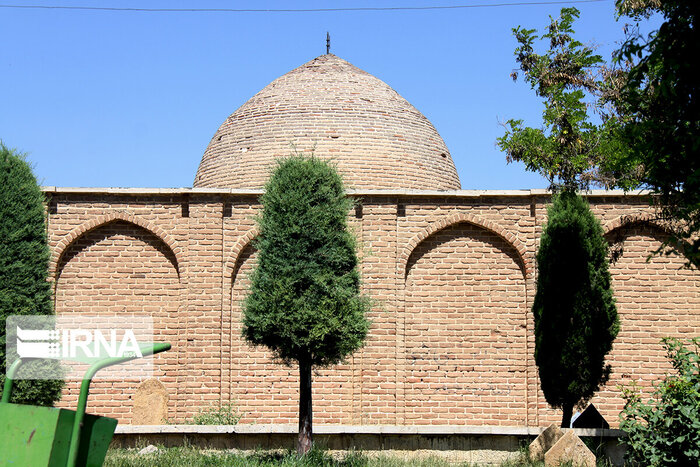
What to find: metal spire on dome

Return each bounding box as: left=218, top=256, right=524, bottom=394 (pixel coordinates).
left=326, top=32, right=330, bottom=54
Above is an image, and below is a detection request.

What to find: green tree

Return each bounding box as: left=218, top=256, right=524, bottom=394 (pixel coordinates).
left=0, top=143, right=63, bottom=406
left=242, top=155, right=370, bottom=454
left=534, top=191, right=619, bottom=427
left=498, top=9, right=620, bottom=427
left=498, top=3, right=700, bottom=269
left=613, top=0, right=700, bottom=268
left=497, top=7, right=624, bottom=191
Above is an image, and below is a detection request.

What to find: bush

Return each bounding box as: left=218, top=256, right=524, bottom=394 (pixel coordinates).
left=620, top=337, right=700, bottom=466
left=190, top=402, right=242, bottom=425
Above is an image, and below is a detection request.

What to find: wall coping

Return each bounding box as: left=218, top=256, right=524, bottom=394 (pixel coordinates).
left=42, top=187, right=650, bottom=198
left=115, top=424, right=625, bottom=438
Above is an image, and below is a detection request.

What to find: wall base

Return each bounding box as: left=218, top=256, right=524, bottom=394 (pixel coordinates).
left=112, top=425, right=627, bottom=465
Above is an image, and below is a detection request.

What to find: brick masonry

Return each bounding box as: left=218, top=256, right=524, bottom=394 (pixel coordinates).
left=44, top=188, right=700, bottom=427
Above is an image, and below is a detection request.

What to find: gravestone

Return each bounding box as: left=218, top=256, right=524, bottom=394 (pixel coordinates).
left=132, top=378, right=169, bottom=425
left=545, top=430, right=596, bottom=467
left=529, top=423, right=564, bottom=461
left=572, top=403, right=609, bottom=429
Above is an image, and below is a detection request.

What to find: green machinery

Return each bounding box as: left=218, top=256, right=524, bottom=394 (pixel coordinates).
left=0, top=342, right=170, bottom=466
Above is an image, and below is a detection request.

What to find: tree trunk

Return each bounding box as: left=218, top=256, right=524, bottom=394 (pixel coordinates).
left=297, top=359, right=313, bottom=455
left=561, top=402, right=574, bottom=428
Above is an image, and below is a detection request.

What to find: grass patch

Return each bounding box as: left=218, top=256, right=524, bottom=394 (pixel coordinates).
left=106, top=447, right=384, bottom=467
left=104, top=445, right=615, bottom=466
left=105, top=445, right=530, bottom=467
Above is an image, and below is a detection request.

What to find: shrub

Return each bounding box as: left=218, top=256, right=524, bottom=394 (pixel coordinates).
left=620, top=337, right=700, bottom=466
left=191, top=402, right=242, bottom=425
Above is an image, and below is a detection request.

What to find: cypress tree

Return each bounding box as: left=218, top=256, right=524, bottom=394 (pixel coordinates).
left=534, top=190, right=619, bottom=427
left=0, top=143, right=63, bottom=405
left=242, top=155, right=370, bottom=454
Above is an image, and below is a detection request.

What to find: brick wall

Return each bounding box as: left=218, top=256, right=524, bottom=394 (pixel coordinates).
left=592, top=222, right=700, bottom=421
left=45, top=188, right=700, bottom=427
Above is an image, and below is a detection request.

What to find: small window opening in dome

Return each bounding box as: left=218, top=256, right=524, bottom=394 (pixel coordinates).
left=217, top=135, right=223, bottom=141
left=441, top=153, right=447, bottom=158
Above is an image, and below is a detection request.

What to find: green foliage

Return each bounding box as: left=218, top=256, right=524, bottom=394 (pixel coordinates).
left=533, top=191, right=619, bottom=426
left=190, top=402, right=242, bottom=425
left=497, top=8, right=623, bottom=191
left=500, top=3, right=700, bottom=268
left=620, top=337, right=700, bottom=466
left=613, top=0, right=700, bottom=268
left=242, top=155, right=370, bottom=367
left=500, top=10, right=624, bottom=419
left=242, top=155, right=370, bottom=453
left=0, top=143, right=63, bottom=406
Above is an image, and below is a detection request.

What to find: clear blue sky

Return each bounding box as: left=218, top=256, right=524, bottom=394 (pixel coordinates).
left=0, top=1, right=654, bottom=189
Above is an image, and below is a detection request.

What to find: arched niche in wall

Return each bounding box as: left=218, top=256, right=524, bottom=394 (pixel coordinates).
left=403, top=220, right=528, bottom=425
left=53, top=219, right=181, bottom=423
left=226, top=239, right=299, bottom=424
left=226, top=233, right=356, bottom=425
left=588, top=220, right=700, bottom=425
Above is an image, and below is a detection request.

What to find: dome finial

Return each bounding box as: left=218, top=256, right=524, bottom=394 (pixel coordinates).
left=326, top=32, right=330, bottom=54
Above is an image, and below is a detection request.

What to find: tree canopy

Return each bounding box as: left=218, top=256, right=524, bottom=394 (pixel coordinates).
left=501, top=2, right=700, bottom=267
left=497, top=11, right=621, bottom=426
left=497, top=7, right=623, bottom=192
left=613, top=0, right=700, bottom=268
left=242, top=155, right=370, bottom=367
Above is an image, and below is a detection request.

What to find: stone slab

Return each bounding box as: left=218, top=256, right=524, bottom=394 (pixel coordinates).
left=529, top=423, right=564, bottom=462
left=132, top=378, right=169, bottom=425
left=545, top=430, right=596, bottom=467
left=111, top=425, right=624, bottom=466
left=41, top=186, right=645, bottom=198
left=572, top=403, right=610, bottom=429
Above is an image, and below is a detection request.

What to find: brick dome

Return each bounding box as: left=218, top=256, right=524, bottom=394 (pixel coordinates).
left=194, top=54, right=461, bottom=190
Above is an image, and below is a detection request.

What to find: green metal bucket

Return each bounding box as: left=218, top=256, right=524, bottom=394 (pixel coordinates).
left=1, top=342, right=170, bottom=466
left=0, top=403, right=117, bottom=467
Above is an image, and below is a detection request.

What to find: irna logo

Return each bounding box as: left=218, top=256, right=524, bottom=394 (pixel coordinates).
left=16, top=327, right=143, bottom=359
